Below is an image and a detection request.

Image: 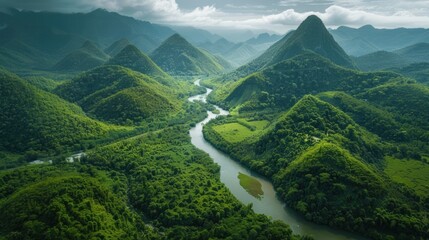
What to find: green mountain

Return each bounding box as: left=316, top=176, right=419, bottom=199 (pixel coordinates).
left=354, top=43, right=429, bottom=71
left=53, top=41, right=109, bottom=72
left=354, top=51, right=410, bottom=71
left=360, top=82, right=429, bottom=129
left=210, top=53, right=397, bottom=111
left=204, top=94, right=429, bottom=239
left=150, top=33, right=232, bottom=76
left=317, top=91, right=404, bottom=141
left=0, top=173, right=150, bottom=239
left=209, top=15, right=355, bottom=86
left=0, top=68, right=110, bottom=153
left=104, top=38, right=131, bottom=57
left=264, top=15, right=355, bottom=69
left=54, top=65, right=178, bottom=124
left=394, top=42, right=429, bottom=63
left=106, top=44, right=171, bottom=82
left=254, top=95, right=383, bottom=169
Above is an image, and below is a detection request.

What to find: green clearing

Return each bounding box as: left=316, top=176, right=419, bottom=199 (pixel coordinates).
left=212, top=123, right=254, bottom=143
left=237, top=172, right=264, bottom=199
left=212, top=119, right=269, bottom=143
left=385, top=156, right=429, bottom=196
left=238, top=119, right=269, bottom=130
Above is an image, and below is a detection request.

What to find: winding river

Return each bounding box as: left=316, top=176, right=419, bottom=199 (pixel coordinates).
left=189, top=80, right=365, bottom=240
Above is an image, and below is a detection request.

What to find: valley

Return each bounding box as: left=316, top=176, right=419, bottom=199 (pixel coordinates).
left=0, top=5, right=428, bottom=240
left=189, top=80, right=366, bottom=239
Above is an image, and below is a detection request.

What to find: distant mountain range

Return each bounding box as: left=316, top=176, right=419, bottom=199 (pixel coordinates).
left=353, top=42, right=429, bottom=72
left=330, top=25, right=429, bottom=56
left=53, top=41, right=109, bottom=72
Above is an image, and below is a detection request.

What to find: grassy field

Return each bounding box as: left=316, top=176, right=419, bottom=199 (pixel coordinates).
left=237, top=172, right=264, bottom=199
left=212, top=119, right=269, bottom=143
left=238, top=119, right=269, bottom=130
left=384, top=156, right=429, bottom=197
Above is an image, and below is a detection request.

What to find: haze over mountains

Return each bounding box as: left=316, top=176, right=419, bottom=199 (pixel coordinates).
left=0, top=5, right=428, bottom=240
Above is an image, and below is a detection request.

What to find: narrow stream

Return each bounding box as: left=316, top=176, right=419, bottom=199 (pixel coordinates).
left=188, top=79, right=366, bottom=240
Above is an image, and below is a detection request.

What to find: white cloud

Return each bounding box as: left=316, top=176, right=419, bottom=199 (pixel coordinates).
left=3, top=0, right=429, bottom=33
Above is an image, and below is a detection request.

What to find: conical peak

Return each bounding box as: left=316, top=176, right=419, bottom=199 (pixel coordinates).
left=121, top=44, right=140, bottom=53
left=297, top=15, right=326, bottom=32
left=168, top=33, right=186, bottom=42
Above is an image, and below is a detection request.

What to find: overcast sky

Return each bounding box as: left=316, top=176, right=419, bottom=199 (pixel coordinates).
left=2, top=0, right=429, bottom=33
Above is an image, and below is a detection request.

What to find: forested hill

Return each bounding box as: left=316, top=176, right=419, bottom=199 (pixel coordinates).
left=54, top=65, right=178, bottom=124
left=0, top=68, right=111, bottom=153
left=208, top=15, right=355, bottom=86
left=150, top=33, right=233, bottom=76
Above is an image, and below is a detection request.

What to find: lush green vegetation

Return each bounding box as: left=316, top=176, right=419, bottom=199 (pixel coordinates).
left=150, top=34, right=232, bottom=76
left=0, top=68, right=114, bottom=154
left=317, top=91, right=405, bottom=141
left=106, top=44, right=172, bottom=83
left=54, top=65, right=179, bottom=125
left=238, top=172, right=264, bottom=199
left=84, top=126, right=301, bottom=239
left=209, top=53, right=398, bottom=112
left=23, top=76, right=62, bottom=91
left=213, top=123, right=257, bottom=143
left=2, top=8, right=429, bottom=240
left=204, top=95, right=429, bottom=239
left=205, top=15, right=355, bottom=88
left=0, top=164, right=157, bottom=239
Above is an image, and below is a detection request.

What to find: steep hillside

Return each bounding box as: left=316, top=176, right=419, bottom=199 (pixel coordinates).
left=104, top=38, right=130, bottom=57
left=204, top=95, right=429, bottom=239
left=360, top=82, right=429, bottom=129
left=53, top=41, right=109, bottom=72
left=208, top=15, right=355, bottom=86
left=211, top=53, right=398, bottom=111
left=0, top=68, right=110, bottom=153
left=317, top=92, right=404, bottom=141
left=150, top=34, right=232, bottom=76
left=106, top=44, right=171, bottom=82
left=54, top=65, right=178, bottom=124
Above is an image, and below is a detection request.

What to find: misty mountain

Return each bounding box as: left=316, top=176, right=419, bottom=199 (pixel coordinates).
left=331, top=25, right=429, bottom=56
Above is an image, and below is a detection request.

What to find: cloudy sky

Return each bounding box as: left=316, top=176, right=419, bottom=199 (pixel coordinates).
left=2, top=0, right=429, bottom=33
